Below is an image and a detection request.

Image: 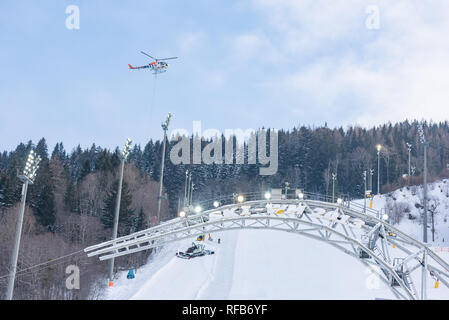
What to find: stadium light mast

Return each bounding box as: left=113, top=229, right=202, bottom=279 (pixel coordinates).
left=108, top=138, right=132, bottom=285
left=363, top=170, right=367, bottom=213
left=417, top=122, right=429, bottom=301
left=184, top=169, right=189, bottom=207
left=369, top=168, right=374, bottom=191
left=417, top=124, right=428, bottom=243
left=331, top=173, right=337, bottom=203
left=157, top=113, right=172, bottom=224
left=406, top=142, right=412, bottom=187
left=376, top=144, right=382, bottom=195
left=186, top=171, right=192, bottom=207
left=6, top=149, right=41, bottom=300
left=406, top=142, right=412, bottom=180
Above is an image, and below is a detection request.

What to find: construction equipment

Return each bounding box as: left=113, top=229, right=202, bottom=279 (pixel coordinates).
left=176, top=242, right=214, bottom=259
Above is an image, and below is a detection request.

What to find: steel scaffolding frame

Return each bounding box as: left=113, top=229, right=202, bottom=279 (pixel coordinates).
left=85, top=197, right=449, bottom=300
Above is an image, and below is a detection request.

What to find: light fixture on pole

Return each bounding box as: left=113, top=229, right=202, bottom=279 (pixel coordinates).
left=417, top=123, right=428, bottom=243
left=6, top=149, right=41, bottom=300
left=108, top=138, right=132, bottom=285
left=157, top=112, right=172, bottom=224
left=331, top=173, right=337, bottom=203
left=406, top=142, right=412, bottom=180
left=184, top=169, right=189, bottom=207
left=190, top=182, right=195, bottom=208
left=363, top=170, right=367, bottom=213
left=417, top=122, right=429, bottom=301
left=284, top=182, right=290, bottom=199
left=369, top=168, right=374, bottom=191
left=376, top=144, right=382, bottom=195
left=264, top=192, right=271, bottom=200
left=213, top=201, right=220, bottom=208
left=186, top=171, right=192, bottom=207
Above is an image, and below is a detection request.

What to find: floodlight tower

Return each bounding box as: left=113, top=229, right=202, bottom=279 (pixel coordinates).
left=6, top=149, right=41, bottom=300
left=417, top=124, right=428, bottom=243
left=184, top=169, right=189, bottom=207
left=108, top=138, right=132, bottom=284
left=157, top=113, right=172, bottom=224
left=190, top=183, right=195, bottom=207
left=331, top=173, right=337, bottom=203
left=406, top=142, right=412, bottom=179
left=186, top=171, right=192, bottom=207
left=417, top=122, right=429, bottom=301
left=376, top=144, right=382, bottom=195
left=369, top=169, right=374, bottom=191
left=363, top=170, right=367, bottom=213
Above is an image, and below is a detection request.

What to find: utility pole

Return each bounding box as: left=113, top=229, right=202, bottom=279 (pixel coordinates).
left=363, top=170, right=367, bottom=213
left=157, top=112, right=172, bottom=224
left=369, top=169, right=374, bottom=191
left=418, top=123, right=428, bottom=243
left=108, top=138, right=132, bottom=285
left=284, top=181, right=290, bottom=199
left=187, top=171, right=192, bottom=207
left=6, top=149, right=41, bottom=300
left=190, top=182, right=195, bottom=207
left=331, top=173, right=337, bottom=203
left=377, top=144, right=382, bottom=195
left=184, top=169, right=189, bottom=207
left=406, top=143, right=412, bottom=180
left=417, top=123, right=428, bottom=300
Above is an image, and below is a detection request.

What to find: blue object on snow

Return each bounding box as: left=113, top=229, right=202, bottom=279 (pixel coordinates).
left=127, top=268, right=135, bottom=279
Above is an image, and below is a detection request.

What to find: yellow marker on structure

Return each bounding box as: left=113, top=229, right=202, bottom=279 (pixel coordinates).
left=369, top=200, right=373, bottom=209
left=276, top=210, right=284, bottom=214
left=435, top=281, right=439, bottom=289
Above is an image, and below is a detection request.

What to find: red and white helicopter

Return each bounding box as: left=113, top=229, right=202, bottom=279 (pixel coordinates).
left=128, top=51, right=178, bottom=74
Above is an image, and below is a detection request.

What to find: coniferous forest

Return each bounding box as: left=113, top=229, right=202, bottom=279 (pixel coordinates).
left=1, top=119, right=449, bottom=299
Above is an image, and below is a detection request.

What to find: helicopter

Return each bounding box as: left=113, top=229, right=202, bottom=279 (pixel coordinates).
left=128, top=51, right=178, bottom=74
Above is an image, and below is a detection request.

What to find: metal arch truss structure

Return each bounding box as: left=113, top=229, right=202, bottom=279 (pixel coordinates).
left=85, top=198, right=449, bottom=300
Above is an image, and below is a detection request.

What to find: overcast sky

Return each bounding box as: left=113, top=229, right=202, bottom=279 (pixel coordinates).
left=1, top=0, right=449, bottom=152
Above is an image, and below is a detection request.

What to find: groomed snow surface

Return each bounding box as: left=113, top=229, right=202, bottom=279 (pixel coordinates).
left=100, top=181, right=449, bottom=300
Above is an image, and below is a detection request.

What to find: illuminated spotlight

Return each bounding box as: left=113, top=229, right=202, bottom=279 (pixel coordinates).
left=195, top=205, right=202, bottom=213
left=376, top=144, right=382, bottom=152
left=237, top=195, right=244, bottom=203
left=179, top=210, right=186, bottom=218
left=298, top=193, right=304, bottom=200
left=122, top=138, right=132, bottom=160
left=264, top=192, right=271, bottom=200
left=337, top=198, right=343, bottom=205
left=382, top=214, right=389, bottom=220
left=213, top=201, right=220, bottom=208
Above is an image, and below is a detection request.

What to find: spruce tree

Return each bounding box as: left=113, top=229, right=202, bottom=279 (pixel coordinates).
left=101, top=180, right=135, bottom=237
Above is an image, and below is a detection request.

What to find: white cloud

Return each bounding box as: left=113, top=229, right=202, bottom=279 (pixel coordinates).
left=178, top=31, right=207, bottom=54
left=231, top=31, right=281, bottom=63
left=250, top=0, right=449, bottom=125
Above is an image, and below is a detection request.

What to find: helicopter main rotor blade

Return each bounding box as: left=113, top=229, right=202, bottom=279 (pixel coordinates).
left=141, top=51, right=156, bottom=60
left=158, top=57, right=178, bottom=61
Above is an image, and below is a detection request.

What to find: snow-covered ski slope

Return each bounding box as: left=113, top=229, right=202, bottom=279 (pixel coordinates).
left=353, top=179, right=449, bottom=244
left=101, top=181, right=449, bottom=300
